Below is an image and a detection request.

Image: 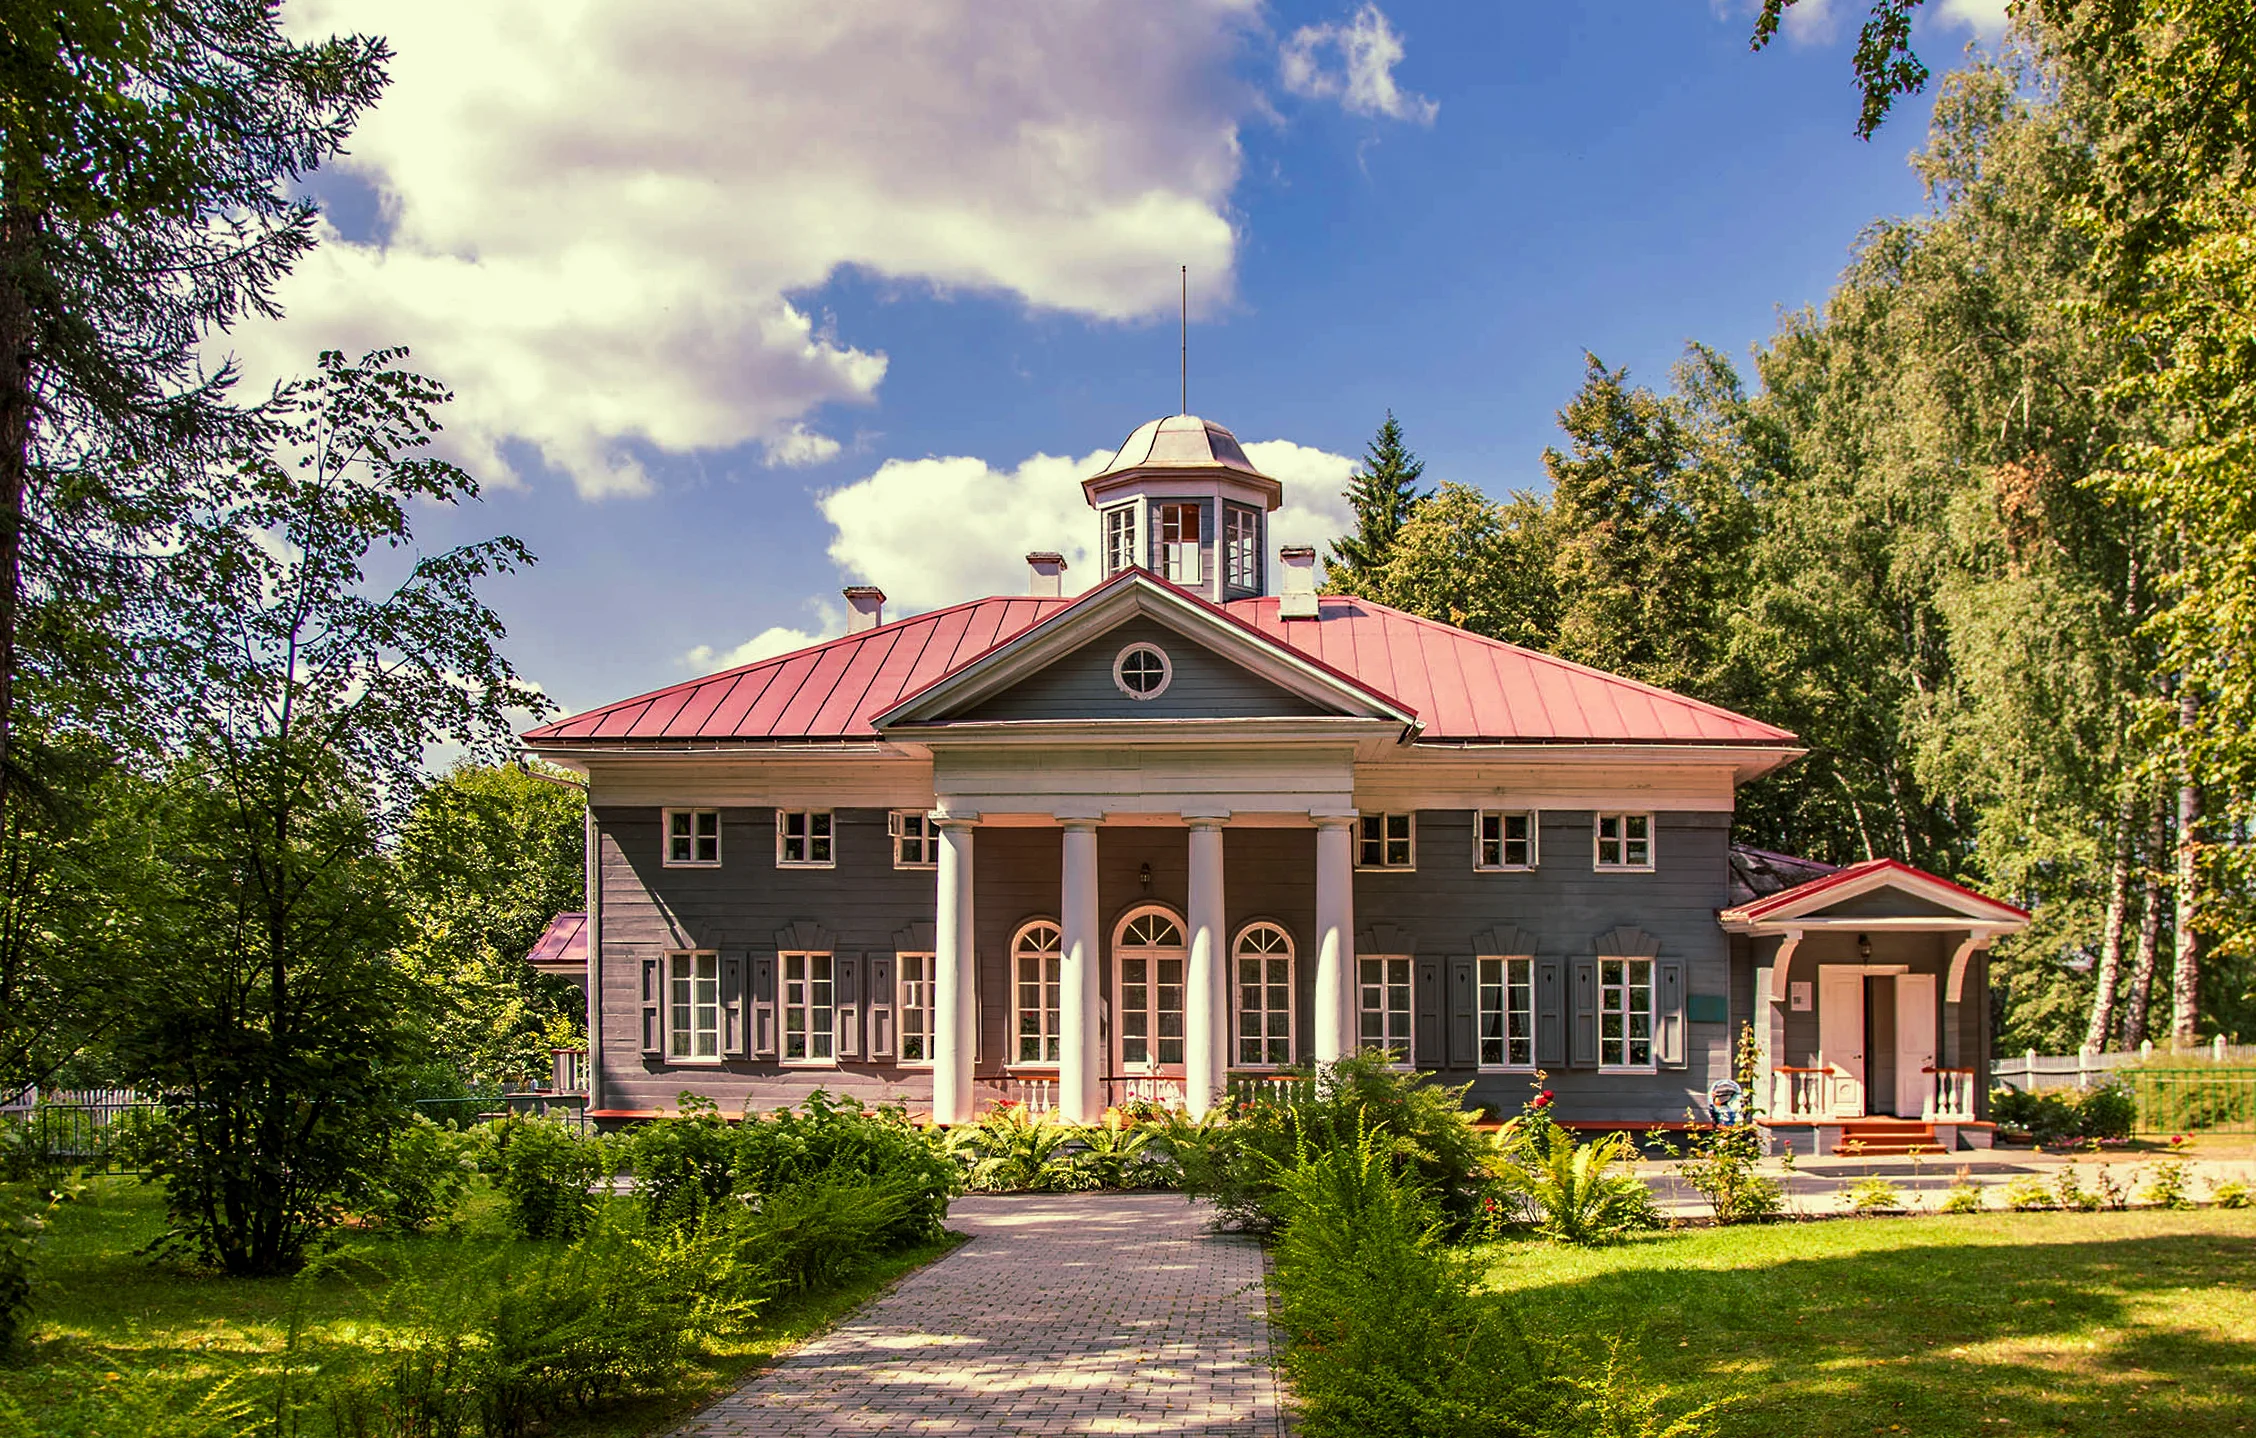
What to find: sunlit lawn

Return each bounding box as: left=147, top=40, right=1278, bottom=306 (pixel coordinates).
left=0, top=1178, right=958, bottom=1438
left=1482, top=1209, right=2256, bottom=1438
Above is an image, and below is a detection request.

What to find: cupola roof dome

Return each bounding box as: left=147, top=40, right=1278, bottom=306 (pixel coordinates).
left=1094, top=414, right=1262, bottom=478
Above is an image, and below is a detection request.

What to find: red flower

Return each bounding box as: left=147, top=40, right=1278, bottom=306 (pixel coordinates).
left=1532, top=1090, right=1554, bottom=1109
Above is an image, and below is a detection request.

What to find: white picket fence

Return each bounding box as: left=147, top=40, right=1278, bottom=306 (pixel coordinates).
left=1993, top=1037, right=2255, bottom=1093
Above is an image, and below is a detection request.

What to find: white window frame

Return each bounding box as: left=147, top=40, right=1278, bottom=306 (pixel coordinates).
left=665, top=949, right=721, bottom=1063
left=1474, top=809, right=1538, bottom=871
left=1357, top=954, right=1414, bottom=1067
left=1112, top=642, right=1173, bottom=701
left=781, top=951, right=837, bottom=1066
left=889, top=810, right=937, bottom=869
left=1224, top=503, right=1260, bottom=591
left=1476, top=955, right=1535, bottom=1071
left=1010, top=920, right=1064, bottom=1068
left=1103, top=502, right=1141, bottom=575
left=663, top=808, right=721, bottom=868
left=1157, top=500, right=1203, bottom=585
left=1232, top=922, right=1295, bottom=1070
left=776, top=809, right=835, bottom=868
left=895, top=951, right=934, bottom=1067
left=1594, top=811, right=1654, bottom=872
left=1355, top=812, right=1416, bottom=870
left=1598, top=956, right=1657, bottom=1072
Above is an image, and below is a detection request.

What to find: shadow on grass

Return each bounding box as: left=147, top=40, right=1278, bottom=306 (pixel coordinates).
left=1487, top=1223, right=2256, bottom=1438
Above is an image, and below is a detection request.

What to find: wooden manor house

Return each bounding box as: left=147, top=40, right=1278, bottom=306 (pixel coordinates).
left=522, top=414, right=2029, bottom=1154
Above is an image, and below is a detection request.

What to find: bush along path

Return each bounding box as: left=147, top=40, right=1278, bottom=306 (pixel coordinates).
left=673, top=1191, right=1287, bottom=1438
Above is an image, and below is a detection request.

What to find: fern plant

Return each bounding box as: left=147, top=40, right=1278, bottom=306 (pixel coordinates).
left=1493, top=1113, right=1656, bottom=1245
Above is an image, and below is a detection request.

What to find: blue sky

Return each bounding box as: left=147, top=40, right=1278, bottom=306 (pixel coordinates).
left=253, top=0, right=2006, bottom=722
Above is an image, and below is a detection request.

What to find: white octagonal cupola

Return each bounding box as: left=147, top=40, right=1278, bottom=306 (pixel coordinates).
left=1082, top=415, right=1284, bottom=603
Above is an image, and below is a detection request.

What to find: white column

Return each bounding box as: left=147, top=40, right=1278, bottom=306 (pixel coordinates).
left=1314, top=815, right=1357, bottom=1064
left=1059, top=820, right=1103, bottom=1123
left=1185, top=819, right=1227, bottom=1118
left=933, top=816, right=977, bottom=1126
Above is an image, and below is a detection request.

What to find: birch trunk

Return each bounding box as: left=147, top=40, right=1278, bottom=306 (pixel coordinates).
left=2121, top=794, right=2167, bottom=1048
left=2083, top=800, right=2135, bottom=1051
left=2171, top=688, right=2202, bottom=1042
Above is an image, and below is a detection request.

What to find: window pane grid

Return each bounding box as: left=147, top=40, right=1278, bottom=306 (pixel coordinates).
left=1357, top=956, right=1412, bottom=1062
left=1599, top=958, right=1654, bottom=1067
left=898, top=953, right=932, bottom=1063
left=1225, top=504, right=1259, bottom=590
left=1105, top=505, right=1136, bottom=574
left=667, top=809, right=720, bottom=865
left=892, top=811, right=936, bottom=868
left=1160, top=502, right=1202, bottom=585
left=1357, top=812, right=1415, bottom=868
left=780, top=810, right=834, bottom=866
left=1477, top=810, right=1534, bottom=869
left=1233, top=924, right=1293, bottom=1067
left=1012, top=924, right=1063, bottom=1065
left=783, top=952, right=834, bottom=1062
left=1596, top=812, right=1652, bottom=869
left=1477, top=956, right=1534, bottom=1067
left=668, top=951, right=719, bottom=1059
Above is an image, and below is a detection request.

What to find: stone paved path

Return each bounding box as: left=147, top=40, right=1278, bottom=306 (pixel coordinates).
left=675, top=1192, right=1288, bottom=1437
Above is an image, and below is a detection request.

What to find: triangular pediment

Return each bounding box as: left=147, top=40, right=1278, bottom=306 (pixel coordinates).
left=1719, top=858, right=2029, bottom=931
left=873, top=571, right=1417, bottom=731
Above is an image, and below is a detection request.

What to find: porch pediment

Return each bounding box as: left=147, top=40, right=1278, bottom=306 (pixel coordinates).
left=1718, top=857, right=2028, bottom=934
left=873, top=570, right=1419, bottom=736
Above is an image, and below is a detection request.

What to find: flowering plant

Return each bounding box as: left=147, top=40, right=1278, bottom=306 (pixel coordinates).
left=1531, top=1089, right=1555, bottom=1110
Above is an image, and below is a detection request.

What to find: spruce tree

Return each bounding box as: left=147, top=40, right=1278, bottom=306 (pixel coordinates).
left=1326, top=411, right=1429, bottom=591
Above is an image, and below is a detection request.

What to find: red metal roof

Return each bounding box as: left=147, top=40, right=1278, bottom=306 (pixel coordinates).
left=523, top=586, right=1796, bottom=747
left=524, top=911, right=587, bottom=973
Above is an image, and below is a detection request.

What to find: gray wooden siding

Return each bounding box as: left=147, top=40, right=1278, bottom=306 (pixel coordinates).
left=958, top=615, right=1331, bottom=722
left=1352, top=809, right=1736, bottom=1124
left=593, top=806, right=941, bottom=1113
left=1806, top=889, right=1969, bottom=920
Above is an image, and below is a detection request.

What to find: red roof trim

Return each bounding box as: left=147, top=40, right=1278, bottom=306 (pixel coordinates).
left=1727, top=857, right=2031, bottom=923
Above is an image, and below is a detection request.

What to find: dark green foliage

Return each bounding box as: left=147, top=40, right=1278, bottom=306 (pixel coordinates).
left=1175, top=1052, right=1490, bottom=1233
left=733, top=1174, right=921, bottom=1293
left=1664, top=1122, right=1786, bottom=1225
left=1490, top=1115, right=1659, bottom=1245
left=731, top=1091, right=957, bottom=1244
left=1988, top=1083, right=2135, bottom=1145
left=1325, top=412, right=1430, bottom=589
left=624, top=1093, right=738, bottom=1225
left=0, top=1186, right=41, bottom=1350
left=352, top=1115, right=476, bottom=1233
left=486, top=1118, right=614, bottom=1241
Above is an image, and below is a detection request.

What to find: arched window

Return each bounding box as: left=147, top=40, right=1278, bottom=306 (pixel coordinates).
left=1113, top=905, right=1186, bottom=1072
left=1011, top=920, right=1063, bottom=1066
left=1233, top=923, right=1294, bottom=1068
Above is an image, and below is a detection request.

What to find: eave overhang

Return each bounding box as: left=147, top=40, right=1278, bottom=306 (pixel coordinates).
left=1718, top=857, right=2031, bottom=934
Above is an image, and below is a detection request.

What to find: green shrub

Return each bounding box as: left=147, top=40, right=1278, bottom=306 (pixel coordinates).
left=486, top=1117, right=613, bottom=1240
left=734, top=1173, right=919, bottom=1292
left=1989, top=1083, right=2135, bottom=1144
left=1939, top=1182, right=1985, bottom=1214
left=1491, top=1099, right=1658, bottom=1245
left=2053, top=1165, right=2102, bottom=1212
left=1667, top=1123, right=1783, bottom=1224
left=0, top=1186, right=43, bottom=1350
left=2210, top=1178, right=2251, bottom=1208
left=1076, top=1112, right=1178, bottom=1189
left=2140, top=1159, right=2194, bottom=1209
left=1842, top=1176, right=1903, bottom=1214
left=733, top=1091, right=955, bottom=1243
left=354, top=1114, right=476, bottom=1232
left=1176, top=1052, right=1489, bottom=1233
left=2000, top=1174, right=2053, bottom=1211
left=625, top=1093, right=739, bottom=1225
left=952, top=1106, right=1092, bottom=1193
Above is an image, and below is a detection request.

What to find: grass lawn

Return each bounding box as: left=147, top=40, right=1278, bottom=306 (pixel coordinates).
left=0, top=1177, right=960, bottom=1438
left=1482, top=1209, right=2256, bottom=1438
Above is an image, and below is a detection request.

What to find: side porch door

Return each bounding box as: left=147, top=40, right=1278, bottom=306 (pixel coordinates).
left=1818, top=967, right=1866, bottom=1118
left=1894, top=973, right=1937, bottom=1119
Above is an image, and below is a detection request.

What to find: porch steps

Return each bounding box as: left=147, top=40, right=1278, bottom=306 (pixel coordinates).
left=1833, top=1119, right=1948, bottom=1157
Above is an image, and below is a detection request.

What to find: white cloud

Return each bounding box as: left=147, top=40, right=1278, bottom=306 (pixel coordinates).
left=1933, top=0, right=2011, bottom=35
left=681, top=624, right=840, bottom=672
left=248, top=1, right=1258, bottom=499
left=814, top=435, right=1360, bottom=614
left=1279, top=4, right=1437, bottom=124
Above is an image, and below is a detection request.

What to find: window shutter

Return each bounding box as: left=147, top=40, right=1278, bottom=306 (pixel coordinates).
left=1656, top=958, right=1686, bottom=1068
left=720, top=952, right=747, bottom=1058
left=640, top=957, right=664, bottom=1056
left=867, top=954, right=896, bottom=1059
left=1535, top=959, right=1565, bottom=1068
left=751, top=954, right=777, bottom=1058
left=1414, top=958, right=1443, bottom=1069
left=1446, top=956, right=1477, bottom=1068
left=836, top=953, right=862, bottom=1059
left=1570, top=957, right=1598, bottom=1068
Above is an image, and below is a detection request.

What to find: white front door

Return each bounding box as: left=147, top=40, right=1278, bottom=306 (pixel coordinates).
left=1895, top=973, right=1937, bottom=1119
left=1819, top=968, right=1866, bottom=1117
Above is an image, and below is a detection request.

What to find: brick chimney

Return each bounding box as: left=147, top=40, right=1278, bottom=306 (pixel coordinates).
left=1277, top=546, right=1319, bottom=619
left=1025, top=552, right=1067, bottom=597
left=843, top=585, right=886, bottom=634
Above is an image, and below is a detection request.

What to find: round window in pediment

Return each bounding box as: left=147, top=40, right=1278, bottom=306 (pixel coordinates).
left=1113, top=642, right=1172, bottom=700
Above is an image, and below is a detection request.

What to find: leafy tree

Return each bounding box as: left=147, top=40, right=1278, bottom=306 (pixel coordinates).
left=0, top=1, right=388, bottom=825
left=116, top=350, right=546, bottom=1274
left=1354, top=483, right=1558, bottom=647
left=1325, top=412, right=1429, bottom=590
left=394, top=762, right=587, bottom=1086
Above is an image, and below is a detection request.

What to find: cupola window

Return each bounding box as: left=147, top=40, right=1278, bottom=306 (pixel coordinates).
left=1225, top=504, right=1260, bottom=591
left=1158, top=502, right=1202, bottom=585
left=1104, top=504, right=1138, bottom=575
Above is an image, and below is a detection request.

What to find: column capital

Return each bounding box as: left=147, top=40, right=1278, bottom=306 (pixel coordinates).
left=1059, top=817, right=1101, bottom=834
left=932, top=811, right=981, bottom=831
left=1185, top=815, right=1228, bottom=832
left=1312, top=811, right=1359, bottom=830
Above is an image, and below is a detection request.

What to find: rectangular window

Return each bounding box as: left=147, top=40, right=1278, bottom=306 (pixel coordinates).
left=890, top=810, right=937, bottom=869
left=1234, top=947, right=1293, bottom=1067
left=1104, top=504, right=1138, bottom=574
left=896, top=952, right=934, bottom=1065
left=666, top=950, right=720, bottom=1060
left=1476, top=810, right=1537, bottom=870
left=782, top=952, right=835, bottom=1064
left=1225, top=504, right=1260, bottom=591
left=1356, top=812, right=1416, bottom=869
left=1358, top=955, right=1413, bottom=1064
left=664, top=808, right=720, bottom=867
left=1478, top=956, right=1534, bottom=1069
left=1599, top=957, right=1655, bottom=1069
left=1594, top=812, right=1653, bottom=870
left=777, top=809, right=835, bottom=867
left=1158, top=501, right=1202, bottom=585
left=1015, top=950, right=1061, bottom=1065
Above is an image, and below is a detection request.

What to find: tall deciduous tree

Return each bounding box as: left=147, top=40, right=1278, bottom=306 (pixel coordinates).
left=0, top=1, right=387, bottom=829
left=118, top=350, right=547, bottom=1274
left=1326, top=412, right=1429, bottom=590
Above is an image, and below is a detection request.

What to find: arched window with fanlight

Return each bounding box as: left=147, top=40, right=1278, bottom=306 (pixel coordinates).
left=1113, top=905, right=1187, bottom=1074
left=1233, top=922, right=1295, bottom=1068
left=1010, top=920, right=1063, bottom=1066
